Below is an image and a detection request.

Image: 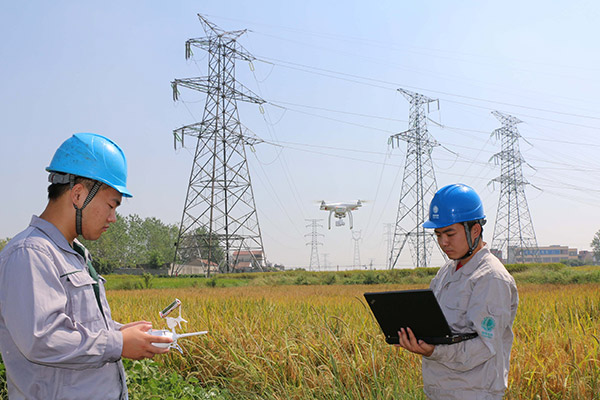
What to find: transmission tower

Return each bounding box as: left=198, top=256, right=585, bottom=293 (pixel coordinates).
left=389, top=89, right=441, bottom=269
left=305, top=219, right=324, bottom=271
left=490, top=111, right=539, bottom=264
left=383, top=223, right=394, bottom=268
left=352, top=230, right=362, bottom=269
left=171, top=14, right=266, bottom=275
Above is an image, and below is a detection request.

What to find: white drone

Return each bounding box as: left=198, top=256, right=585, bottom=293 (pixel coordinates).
left=319, top=200, right=363, bottom=229
left=149, top=298, right=208, bottom=354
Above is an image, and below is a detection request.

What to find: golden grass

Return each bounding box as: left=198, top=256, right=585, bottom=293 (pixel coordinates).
left=109, top=283, right=599, bottom=399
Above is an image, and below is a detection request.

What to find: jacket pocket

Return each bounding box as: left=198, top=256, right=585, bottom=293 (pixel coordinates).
left=444, top=297, right=470, bottom=331
left=63, top=271, right=104, bottom=328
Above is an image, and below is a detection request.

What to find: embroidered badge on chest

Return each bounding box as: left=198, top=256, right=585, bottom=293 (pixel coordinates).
left=481, top=316, right=496, bottom=338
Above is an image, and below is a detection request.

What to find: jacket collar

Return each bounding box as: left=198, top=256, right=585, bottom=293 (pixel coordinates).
left=29, top=215, right=80, bottom=258
left=445, top=243, right=490, bottom=283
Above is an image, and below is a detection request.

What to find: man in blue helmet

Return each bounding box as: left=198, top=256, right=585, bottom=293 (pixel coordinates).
left=0, top=133, right=172, bottom=399
left=396, top=183, right=518, bottom=400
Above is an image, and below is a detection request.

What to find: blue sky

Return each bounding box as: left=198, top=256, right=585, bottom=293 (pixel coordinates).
left=2, top=1, right=600, bottom=268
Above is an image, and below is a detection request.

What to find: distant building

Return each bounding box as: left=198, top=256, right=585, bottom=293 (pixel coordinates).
left=231, top=250, right=264, bottom=272
left=170, top=258, right=219, bottom=275
left=511, top=245, right=579, bottom=263
left=577, top=250, right=595, bottom=264
left=490, top=248, right=503, bottom=261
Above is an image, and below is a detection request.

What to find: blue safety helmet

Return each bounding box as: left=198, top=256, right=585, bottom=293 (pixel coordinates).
left=424, top=183, right=486, bottom=260
left=423, top=183, right=485, bottom=260
left=423, top=183, right=485, bottom=229
left=46, top=133, right=132, bottom=198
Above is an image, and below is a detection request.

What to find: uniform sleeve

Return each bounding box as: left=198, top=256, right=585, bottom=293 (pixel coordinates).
left=112, top=320, right=124, bottom=331
left=424, top=275, right=514, bottom=371
left=0, top=246, right=123, bottom=370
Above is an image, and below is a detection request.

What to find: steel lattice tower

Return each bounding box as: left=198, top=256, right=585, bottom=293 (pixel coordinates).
left=352, top=230, right=362, bottom=269
left=490, top=111, right=539, bottom=264
left=383, top=223, right=394, bottom=269
left=389, top=89, right=440, bottom=268
left=171, top=14, right=266, bottom=275
left=305, top=219, right=324, bottom=271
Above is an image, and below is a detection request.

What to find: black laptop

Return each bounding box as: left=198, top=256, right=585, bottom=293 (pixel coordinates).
left=364, top=289, right=478, bottom=345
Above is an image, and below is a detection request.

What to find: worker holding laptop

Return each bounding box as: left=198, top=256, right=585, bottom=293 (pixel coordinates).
left=396, top=183, right=519, bottom=400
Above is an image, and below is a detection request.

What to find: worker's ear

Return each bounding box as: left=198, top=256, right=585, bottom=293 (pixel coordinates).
left=69, top=183, right=88, bottom=208
left=471, top=223, right=482, bottom=239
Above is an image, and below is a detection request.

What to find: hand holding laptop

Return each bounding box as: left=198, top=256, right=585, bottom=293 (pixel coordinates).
left=396, top=327, right=434, bottom=357
left=364, top=289, right=478, bottom=345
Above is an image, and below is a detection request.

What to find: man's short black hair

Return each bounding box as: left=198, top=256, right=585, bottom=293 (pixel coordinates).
left=465, top=219, right=485, bottom=239
left=47, top=176, right=104, bottom=200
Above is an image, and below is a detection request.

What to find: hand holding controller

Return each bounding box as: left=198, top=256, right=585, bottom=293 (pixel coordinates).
left=149, top=329, right=208, bottom=351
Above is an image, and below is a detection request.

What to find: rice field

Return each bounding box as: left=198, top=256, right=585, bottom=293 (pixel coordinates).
left=109, top=283, right=600, bottom=399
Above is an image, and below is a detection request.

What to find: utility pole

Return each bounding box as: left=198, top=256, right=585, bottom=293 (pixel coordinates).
left=305, top=219, right=324, bottom=271
left=322, top=253, right=329, bottom=270
left=389, top=88, right=441, bottom=268
left=171, top=14, right=266, bottom=276
left=352, top=230, right=362, bottom=269
left=490, top=111, right=539, bottom=264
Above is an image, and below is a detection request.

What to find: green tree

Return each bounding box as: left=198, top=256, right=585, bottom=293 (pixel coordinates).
left=80, top=213, right=129, bottom=273
left=592, top=230, right=600, bottom=263
left=0, top=238, right=10, bottom=252
left=195, top=227, right=225, bottom=265
left=81, top=213, right=178, bottom=273
left=140, top=217, right=178, bottom=268
left=125, top=214, right=146, bottom=267
left=172, top=226, right=225, bottom=269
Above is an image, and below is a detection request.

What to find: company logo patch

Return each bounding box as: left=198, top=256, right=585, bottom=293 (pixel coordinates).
left=481, top=316, right=496, bottom=338
left=432, top=205, right=439, bottom=219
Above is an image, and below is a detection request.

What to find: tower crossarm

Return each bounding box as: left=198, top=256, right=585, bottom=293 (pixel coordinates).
left=185, top=37, right=256, bottom=63
left=197, top=14, right=248, bottom=44
left=492, top=110, right=523, bottom=126
left=171, top=77, right=265, bottom=105
left=182, top=15, right=256, bottom=63
left=172, top=123, right=264, bottom=150
left=398, top=88, right=437, bottom=106
left=389, top=129, right=439, bottom=149
left=490, top=149, right=525, bottom=165
left=492, top=126, right=521, bottom=140
left=490, top=175, right=530, bottom=187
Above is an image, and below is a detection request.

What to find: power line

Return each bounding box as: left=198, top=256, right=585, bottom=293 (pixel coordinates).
left=255, top=56, right=600, bottom=126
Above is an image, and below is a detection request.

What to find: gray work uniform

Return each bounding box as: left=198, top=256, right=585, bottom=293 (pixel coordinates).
left=0, top=216, right=127, bottom=400
left=422, top=245, right=518, bottom=400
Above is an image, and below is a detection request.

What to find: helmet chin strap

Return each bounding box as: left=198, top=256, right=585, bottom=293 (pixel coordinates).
left=70, top=175, right=103, bottom=236
left=457, top=221, right=482, bottom=261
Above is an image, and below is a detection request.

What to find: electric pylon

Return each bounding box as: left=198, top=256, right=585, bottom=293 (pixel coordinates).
left=171, top=14, right=266, bottom=275
left=305, top=219, right=324, bottom=271
left=352, top=230, right=362, bottom=269
left=490, top=111, right=539, bottom=263
left=383, top=223, right=394, bottom=268
left=389, top=89, right=441, bottom=268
